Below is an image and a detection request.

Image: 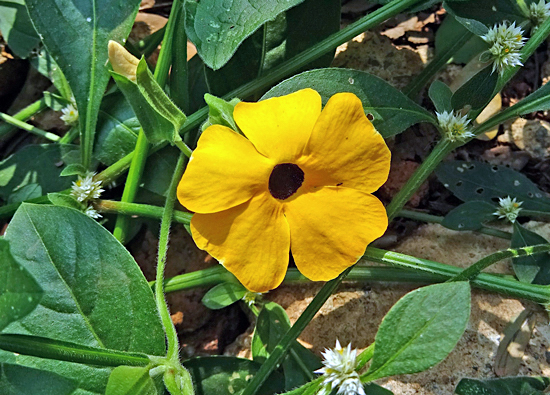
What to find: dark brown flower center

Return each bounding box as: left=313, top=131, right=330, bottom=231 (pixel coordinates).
left=268, top=163, right=304, bottom=200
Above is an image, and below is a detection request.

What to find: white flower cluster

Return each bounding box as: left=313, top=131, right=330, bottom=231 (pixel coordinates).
left=481, top=22, right=526, bottom=75
left=494, top=196, right=523, bottom=223
left=242, top=291, right=263, bottom=307
left=70, top=172, right=104, bottom=219
left=530, top=0, right=550, bottom=29
left=60, top=101, right=79, bottom=126
left=315, top=340, right=365, bottom=395
left=435, top=111, right=474, bottom=142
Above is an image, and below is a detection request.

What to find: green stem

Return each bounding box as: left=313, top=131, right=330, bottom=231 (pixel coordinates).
left=386, top=139, right=454, bottom=221
left=112, top=0, right=183, bottom=243
left=96, top=200, right=192, bottom=224
left=0, top=113, right=60, bottom=142
left=356, top=343, right=375, bottom=371
left=398, top=209, right=513, bottom=240
left=0, top=97, right=47, bottom=139
left=112, top=132, right=149, bottom=243
left=448, top=244, right=550, bottom=282
left=170, top=4, right=189, bottom=114
left=242, top=269, right=351, bottom=395
left=0, top=334, right=150, bottom=367
left=155, top=154, right=187, bottom=362
left=58, top=126, right=80, bottom=145
left=363, top=247, right=550, bottom=304
left=97, top=0, right=424, bottom=186
left=403, top=31, right=473, bottom=100
left=174, top=139, right=193, bottom=157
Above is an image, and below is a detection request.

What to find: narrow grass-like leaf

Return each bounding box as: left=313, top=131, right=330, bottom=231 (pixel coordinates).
left=0, top=239, right=42, bottom=331
left=364, top=282, right=470, bottom=381
left=25, top=0, right=141, bottom=168
left=185, top=0, right=306, bottom=70
left=263, top=68, right=435, bottom=138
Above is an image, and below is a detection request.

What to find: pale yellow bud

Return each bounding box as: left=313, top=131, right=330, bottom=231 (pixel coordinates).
left=108, top=40, right=139, bottom=81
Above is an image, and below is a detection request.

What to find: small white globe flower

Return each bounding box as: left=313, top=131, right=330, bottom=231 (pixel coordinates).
left=530, top=0, right=550, bottom=29
left=70, top=172, right=104, bottom=203
left=481, top=22, right=526, bottom=75
left=435, top=111, right=474, bottom=142
left=315, top=340, right=365, bottom=395
left=84, top=205, right=102, bottom=219
left=60, top=103, right=79, bottom=125
left=493, top=196, right=523, bottom=223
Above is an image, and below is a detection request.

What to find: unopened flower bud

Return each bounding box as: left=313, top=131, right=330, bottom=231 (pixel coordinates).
left=108, top=40, right=139, bottom=81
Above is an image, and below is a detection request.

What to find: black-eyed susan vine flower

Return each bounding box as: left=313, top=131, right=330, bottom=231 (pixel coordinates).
left=177, top=89, right=390, bottom=292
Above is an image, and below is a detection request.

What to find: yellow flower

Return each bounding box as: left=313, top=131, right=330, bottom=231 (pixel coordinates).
left=177, top=89, right=390, bottom=292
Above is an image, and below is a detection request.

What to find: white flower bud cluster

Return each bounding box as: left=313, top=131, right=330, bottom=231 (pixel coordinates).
left=493, top=196, right=523, bottom=223
left=315, top=340, right=365, bottom=395
left=435, top=111, right=475, bottom=142
left=70, top=172, right=104, bottom=219
left=481, top=22, right=526, bottom=75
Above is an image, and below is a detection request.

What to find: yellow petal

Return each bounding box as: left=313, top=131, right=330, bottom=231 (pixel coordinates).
left=108, top=40, right=139, bottom=80
left=191, top=192, right=290, bottom=292
left=233, top=89, right=321, bottom=163
left=177, top=125, right=273, bottom=214
left=297, top=93, right=391, bottom=193
left=284, top=187, right=387, bottom=281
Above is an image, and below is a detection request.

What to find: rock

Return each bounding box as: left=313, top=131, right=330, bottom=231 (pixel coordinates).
left=225, top=223, right=550, bottom=394
left=501, top=118, right=550, bottom=159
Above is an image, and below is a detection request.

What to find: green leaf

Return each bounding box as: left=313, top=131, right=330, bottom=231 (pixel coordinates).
left=435, top=14, right=487, bottom=64
left=455, top=376, right=550, bottom=395
left=163, top=365, right=194, bottom=395
left=201, top=94, right=240, bottom=132
left=141, top=145, right=180, bottom=198
left=202, top=282, right=247, bottom=310
left=0, top=144, right=80, bottom=202
left=442, top=201, right=496, bottom=231
left=1, top=204, right=165, bottom=394
left=262, top=68, right=436, bottom=138
left=452, top=65, right=498, bottom=111
left=7, top=183, right=42, bottom=204
left=511, top=222, right=550, bottom=284
left=435, top=160, right=550, bottom=212
left=0, top=0, right=40, bottom=58
left=47, top=193, right=85, bottom=211
left=185, top=0, right=306, bottom=70
left=444, top=0, right=527, bottom=30
left=25, top=0, right=141, bottom=167
left=94, top=91, right=140, bottom=166
left=186, top=55, right=209, bottom=114
left=364, top=383, right=394, bottom=395
left=106, top=366, right=158, bottom=395
left=59, top=163, right=88, bottom=177
left=111, top=58, right=187, bottom=145
left=251, top=302, right=321, bottom=390
left=183, top=356, right=285, bottom=395
left=503, top=79, right=550, bottom=116
left=204, top=0, right=340, bottom=96
left=43, top=91, right=71, bottom=112
left=364, top=282, right=471, bottom=381
left=0, top=362, right=78, bottom=395
left=29, top=48, right=72, bottom=100
left=0, top=239, right=42, bottom=331
left=429, top=80, right=453, bottom=113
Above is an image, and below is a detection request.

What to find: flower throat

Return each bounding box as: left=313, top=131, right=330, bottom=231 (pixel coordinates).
left=269, top=163, right=304, bottom=200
